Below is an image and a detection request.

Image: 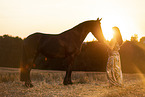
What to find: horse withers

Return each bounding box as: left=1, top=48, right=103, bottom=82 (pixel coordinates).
left=20, top=18, right=107, bottom=87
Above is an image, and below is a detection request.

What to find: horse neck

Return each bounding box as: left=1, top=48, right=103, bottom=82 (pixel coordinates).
left=61, top=24, right=90, bottom=46
left=77, top=26, right=90, bottom=43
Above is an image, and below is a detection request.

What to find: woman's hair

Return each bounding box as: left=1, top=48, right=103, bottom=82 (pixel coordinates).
left=112, top=26, right=123, bottom=46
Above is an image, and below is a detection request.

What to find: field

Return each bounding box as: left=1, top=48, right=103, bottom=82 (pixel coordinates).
left=0, top=67, right=145, bottom=97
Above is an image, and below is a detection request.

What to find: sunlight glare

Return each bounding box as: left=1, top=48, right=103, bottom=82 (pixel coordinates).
left=100, top=15, right=136, bottom=41
left=101, top=21, right=114, bottom=41
left=134, top=65, right=145, bottom=86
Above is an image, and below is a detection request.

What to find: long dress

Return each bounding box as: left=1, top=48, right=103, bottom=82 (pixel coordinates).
left=106, top=43, right=123, bottom=86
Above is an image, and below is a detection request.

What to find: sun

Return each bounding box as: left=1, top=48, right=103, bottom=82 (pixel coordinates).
left=84, top=28, right=114, bottom=42
left=84, top=22, right=114, bottom=42
left=84, top=16, right=137, bottom=42
left=101, top=17, right=119, bottom=41
left=101, top=24, right=114, bottom=41
left=101, top=16, right=138, bottom=41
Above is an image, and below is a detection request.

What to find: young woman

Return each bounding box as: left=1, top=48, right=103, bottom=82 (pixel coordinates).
left=106, top=27, right=123, bottom=87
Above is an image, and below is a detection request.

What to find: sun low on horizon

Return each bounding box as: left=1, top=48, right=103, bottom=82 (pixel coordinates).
left=84, top=15, right=141, bottom=42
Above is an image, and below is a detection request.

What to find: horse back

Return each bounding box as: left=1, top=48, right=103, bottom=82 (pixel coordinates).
left=24, top=33, right=43, bottom=49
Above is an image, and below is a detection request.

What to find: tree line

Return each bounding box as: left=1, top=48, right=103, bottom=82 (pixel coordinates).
left=1, top=34, right=145, bottom=73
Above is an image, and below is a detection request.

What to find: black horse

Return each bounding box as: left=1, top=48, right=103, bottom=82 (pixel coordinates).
left=20, top=18, right=107, bottom=87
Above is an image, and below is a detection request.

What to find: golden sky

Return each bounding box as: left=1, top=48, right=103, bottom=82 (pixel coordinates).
left=0, top=0, right=145, bottom=41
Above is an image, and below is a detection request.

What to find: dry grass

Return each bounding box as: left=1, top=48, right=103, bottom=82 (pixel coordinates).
left=0, top=67, right=145, bottom=97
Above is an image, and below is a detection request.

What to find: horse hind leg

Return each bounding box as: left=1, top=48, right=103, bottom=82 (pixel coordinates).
left=20, top=58, right=34, bottom=87
left=24, top=61, right=33, bottom=88
left=20, top=48, right=27, bottom=82
left=20, top=49, right=37, bottom=87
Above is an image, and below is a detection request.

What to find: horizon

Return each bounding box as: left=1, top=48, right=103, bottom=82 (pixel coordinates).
left=0, top=0, right=145, bottom=41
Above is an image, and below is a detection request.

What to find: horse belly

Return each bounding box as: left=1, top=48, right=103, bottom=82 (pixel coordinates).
left=39, top=40, right=66, bottom=58
left=44, top=47, right=65, bottom=58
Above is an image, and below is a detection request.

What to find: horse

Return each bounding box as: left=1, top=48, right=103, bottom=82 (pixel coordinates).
left=20, top=18, right=107, bottom=87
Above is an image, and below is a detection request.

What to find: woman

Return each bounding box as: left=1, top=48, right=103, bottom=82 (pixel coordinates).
left=106, top=26, right=123, bottom=87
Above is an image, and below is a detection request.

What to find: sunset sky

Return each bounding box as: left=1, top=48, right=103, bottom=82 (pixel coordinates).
left=0, top=0, right=145, bottom=41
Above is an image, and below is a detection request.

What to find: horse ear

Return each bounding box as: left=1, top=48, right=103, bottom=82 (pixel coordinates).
left=97, top=18, right=102, bottom=21
left=99, top=18, right=102, bottom=21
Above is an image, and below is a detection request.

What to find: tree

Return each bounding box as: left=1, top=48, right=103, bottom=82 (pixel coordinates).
left=140, top=37, right=145, bottom=44
left=0, top=35, right=23, bottom=68
left=131, top=34, right=138, bottom=42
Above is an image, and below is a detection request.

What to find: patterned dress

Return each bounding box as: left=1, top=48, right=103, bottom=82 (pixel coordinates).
left=106, top=43, right=123, bottom=86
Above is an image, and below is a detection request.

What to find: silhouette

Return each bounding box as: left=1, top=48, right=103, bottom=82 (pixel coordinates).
left=106, top=27, right=123, bottom=86
left=20, top=18, right=107, bottom=87
left=109, top=27, right=123, bottom=48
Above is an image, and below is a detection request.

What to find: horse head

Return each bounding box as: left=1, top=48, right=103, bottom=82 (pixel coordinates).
left=91, top=18, right=106, bottom=43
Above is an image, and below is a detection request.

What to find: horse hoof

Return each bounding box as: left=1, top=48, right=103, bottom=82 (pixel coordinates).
left=69, top=82, right=73, bottom=85
left=63, top=81, right=68, bottom=85
left=63, top=81, right=73, bottom=85
left=25, top=82, right=33, bottom=87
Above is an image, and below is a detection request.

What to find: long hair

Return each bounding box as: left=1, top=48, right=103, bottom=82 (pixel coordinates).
left=112, top=26, right=123, bottom=46
left=109, top=26, right=123, bottom=50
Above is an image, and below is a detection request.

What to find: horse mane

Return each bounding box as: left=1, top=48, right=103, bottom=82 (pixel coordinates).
left=60, top=20, right=97, bottom=35
left=71, top=20, right=97, bottom=29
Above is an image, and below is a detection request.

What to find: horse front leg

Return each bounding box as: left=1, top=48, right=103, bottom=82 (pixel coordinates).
left=63, top=56, right=74, bottom=85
